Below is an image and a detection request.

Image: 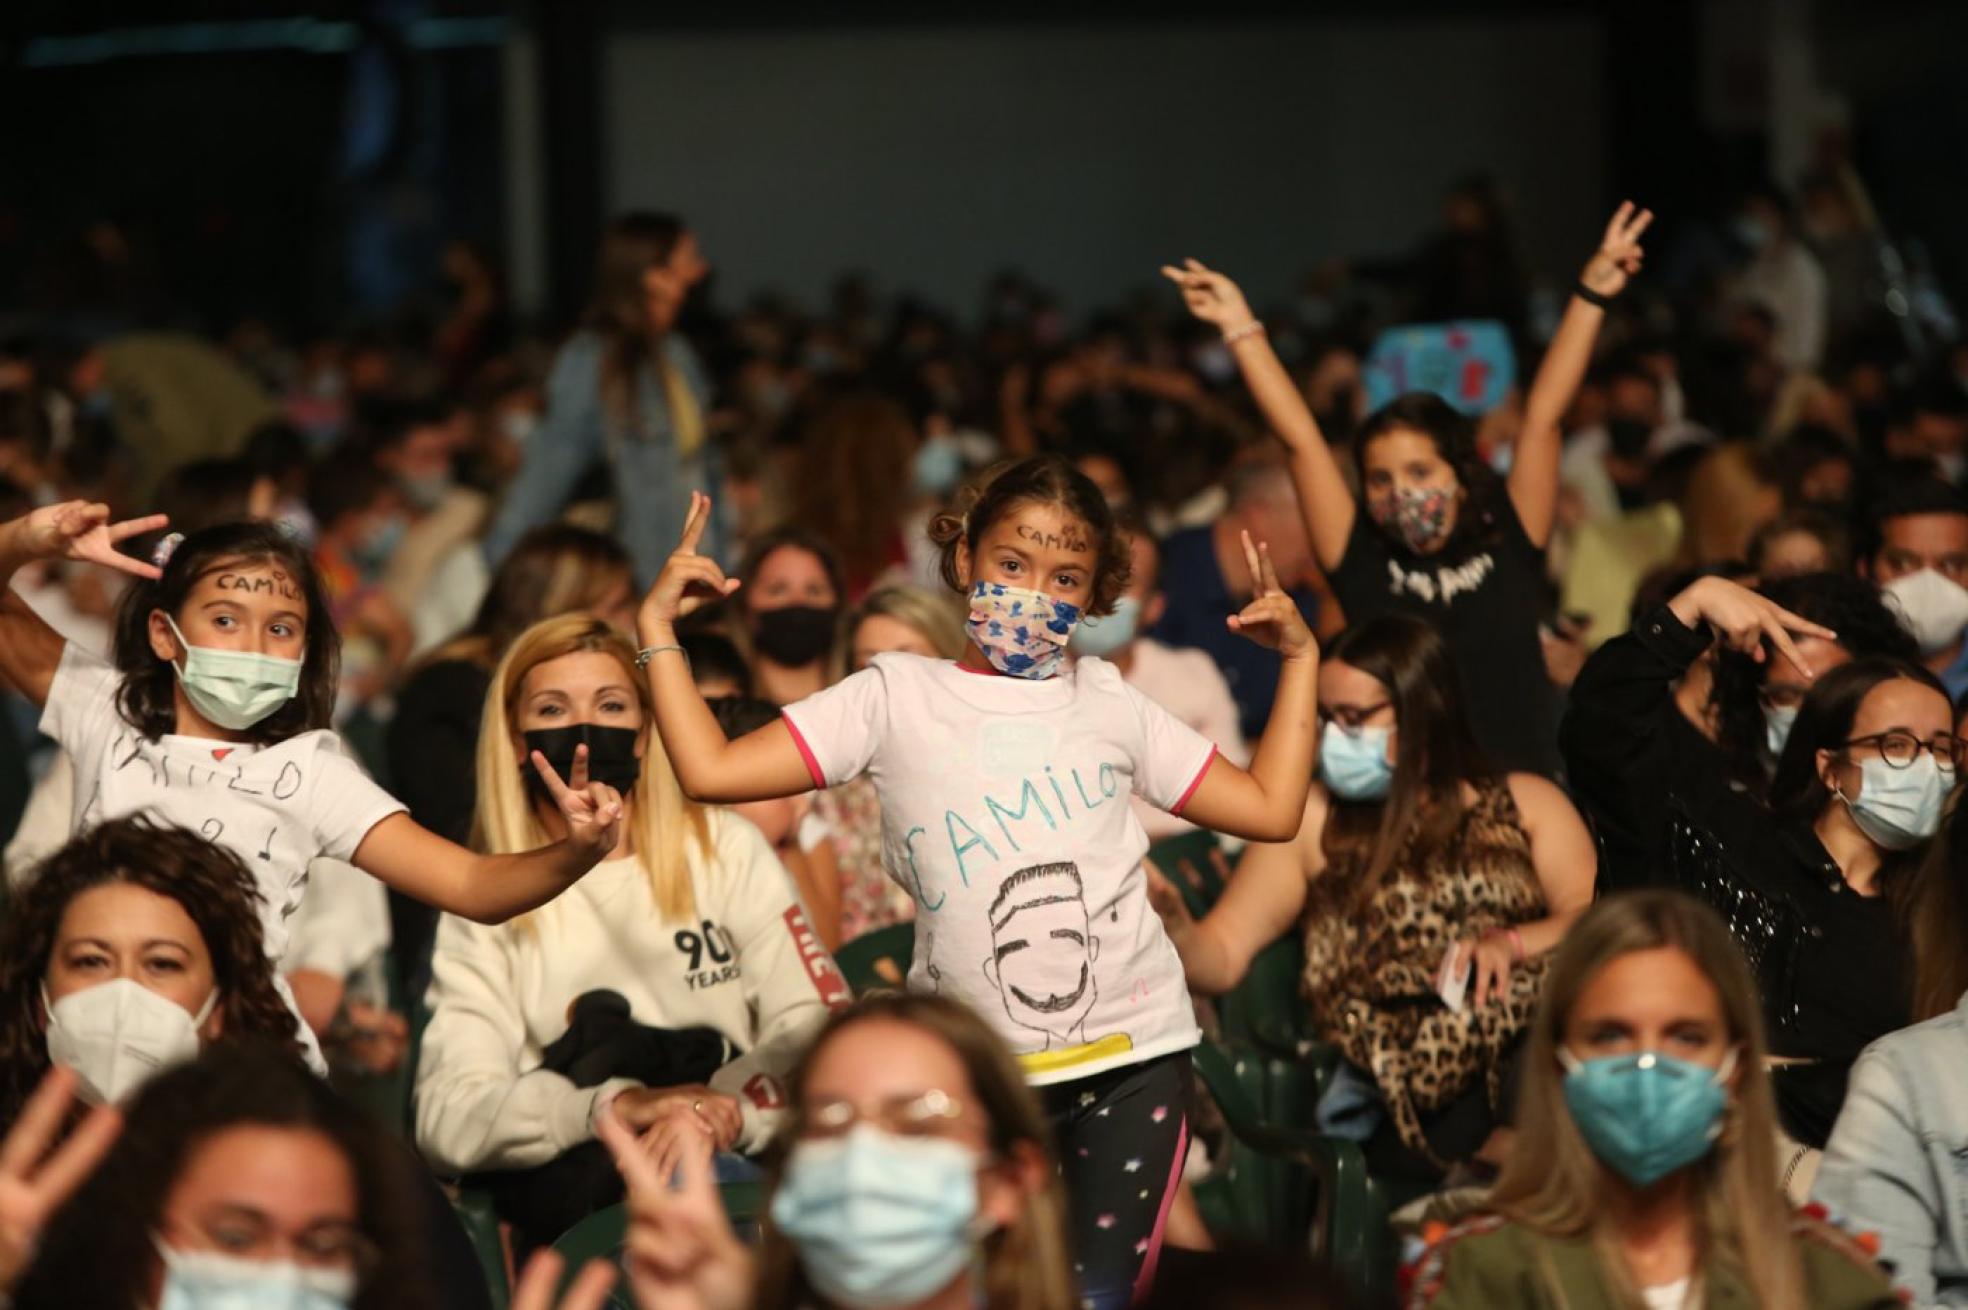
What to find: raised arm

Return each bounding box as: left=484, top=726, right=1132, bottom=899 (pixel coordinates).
left=0, top=503, right=165, bottom=706
left=1510, top=202, right=1653, bottom=548
left=352, top=750, right=623, bottom=924
left=1148, top=793, right=1320, bottom=995
left=638, top=492, right=815, bottom=804
left=1163, top=259, right=1356, bottom=570
left=1177, top=534, right=1319, bottom=843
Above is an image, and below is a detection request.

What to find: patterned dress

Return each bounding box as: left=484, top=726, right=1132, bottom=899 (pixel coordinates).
left=811, top=777, right=916, bottom=942
left=1300, top=778, right=1548, bottom=1163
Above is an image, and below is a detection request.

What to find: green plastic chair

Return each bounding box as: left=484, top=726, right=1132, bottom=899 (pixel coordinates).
left=1145, top=830, right=1223, bottom=919
left=552, top=1184, right=767, bottom=1305
left=451, top=1187, right=511, bottom=1310
left=831, top=922, right=915, bottom=995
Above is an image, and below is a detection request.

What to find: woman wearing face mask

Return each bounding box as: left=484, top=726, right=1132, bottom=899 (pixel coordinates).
left=1166, top=203, right=1656, bottom=777
left=13, top=1041, right=438, bottom=1310
left=1569, top=573, right=1919, bottom=893
left=730, top=529, right=846, bottom=706
left=414, top=614, right=843, bottom=1256
left=587, top=992, right=1076, bottom=1310
left=1151, top=614, right=1594, bottom=1180
left=0, top=815, right=306, bottom=1120
left=1406, top=891, right=1898, bottom=1309
left=0, top=510, right=627, bottom=1070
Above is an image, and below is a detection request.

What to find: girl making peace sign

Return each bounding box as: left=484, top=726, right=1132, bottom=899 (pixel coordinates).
left=0, top=507, right=625, bottom=1071
left=637, top=455, right=1317, bottom=1309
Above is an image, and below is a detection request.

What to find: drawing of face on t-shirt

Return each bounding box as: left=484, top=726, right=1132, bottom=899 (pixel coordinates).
left=983, top=862, right=1103, bottom=1049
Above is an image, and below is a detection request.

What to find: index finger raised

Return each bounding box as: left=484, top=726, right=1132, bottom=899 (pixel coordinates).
left=1238, top=530, right=1264, bottom=591
left=529, top=751, right=575, bottom=805
left=678, top=491, right=710, bottom=554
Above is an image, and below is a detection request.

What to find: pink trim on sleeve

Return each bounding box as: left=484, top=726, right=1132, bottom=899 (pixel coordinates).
left=1168, top=749, right=1219, bottom=816
left=781, top=713, right=827, bottom=789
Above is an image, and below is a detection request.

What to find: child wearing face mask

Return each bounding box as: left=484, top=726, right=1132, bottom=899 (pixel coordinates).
left=636, top=457, right=1319, bottom=1309
left=1166, top=203, right=1657, bottom=778
left=0, top=506, right=628, bottom=1072
left=1407, top=892, right=1898, bottom=1310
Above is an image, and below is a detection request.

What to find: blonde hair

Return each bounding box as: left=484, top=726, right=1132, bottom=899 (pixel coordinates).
left=1488, top=891, right=1803, bottom=1309
left=473, top=614, right=709, bottom=922
left=852, top=585, right=967, bottom=662
left=1676, top=443, right=1780, bottom=566
left=751, top=994, right=1077, bottom=1310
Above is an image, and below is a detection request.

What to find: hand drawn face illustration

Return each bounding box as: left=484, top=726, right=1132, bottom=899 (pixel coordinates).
left=982, top=861, right=1100, bottom=1048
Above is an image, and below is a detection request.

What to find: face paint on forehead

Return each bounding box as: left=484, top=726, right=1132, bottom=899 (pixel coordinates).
left=211, top=569, right=302, bottom=601
left=1014, top=522, right=1091, bottom=556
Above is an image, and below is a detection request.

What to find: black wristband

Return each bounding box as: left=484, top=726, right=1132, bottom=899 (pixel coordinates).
left=1573, top=281, right=1617, bottom=310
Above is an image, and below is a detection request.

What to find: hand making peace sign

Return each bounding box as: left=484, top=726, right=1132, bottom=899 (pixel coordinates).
left=1579, top=200, right=1655, bottom=301
left=1225, top=531, right=1317, bottom=663
left=9, top=501, right=171, bottom=581
left=529, top=745, right=627, bottom=864
left=639, top=492, right=740, bottom=635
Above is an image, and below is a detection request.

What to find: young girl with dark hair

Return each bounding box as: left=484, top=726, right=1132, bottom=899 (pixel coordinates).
left=1167, top=203, right=1656, bottom=776
left=0, top=504, right=626, bottom=1064
left=636, top=455, right=1318, bottom=1308
left=1153, top=614, right=1595, bottom=1180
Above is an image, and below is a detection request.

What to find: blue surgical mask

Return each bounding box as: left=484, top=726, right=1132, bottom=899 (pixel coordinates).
left=770, top=1126, right=984, bottom=1310
left=1762, top=704, right=1798, bottom=760
left=1320, top=721, right=1393, bottom=801
left=163, top=614, right=303, bottom=731
left=913, top=434, right=964, bottom=496
left=1069, top=596, right=1140, bottom=659
left=1841, top=753, right=1951, bottom=852
left=351, top=513, right=405, bottom=573
left=156, top=1245, right=355, bottom=1310
left=1558, top=1047, right=1737, bottom=1188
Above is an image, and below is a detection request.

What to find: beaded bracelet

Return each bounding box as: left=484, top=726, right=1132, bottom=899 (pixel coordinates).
left=1222, top=320, right=1267, bottom=346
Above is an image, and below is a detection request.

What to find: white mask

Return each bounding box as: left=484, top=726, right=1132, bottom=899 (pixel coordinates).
left=1881, top=568, right=1968, bottom=657
left=44, top=978, right=214, bottom=1105
left=156, top=1245, right=355, bottom=1310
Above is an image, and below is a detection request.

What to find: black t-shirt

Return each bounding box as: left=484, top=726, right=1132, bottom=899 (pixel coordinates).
left=1327, top=491, right=1559, bottom=776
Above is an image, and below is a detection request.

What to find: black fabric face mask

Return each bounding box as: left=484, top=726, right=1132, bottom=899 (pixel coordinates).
left=752, top=605, right=839, bottom=667
left=1606, top=416, right=1655, bottom=460
left=522, top=723, right=642, bottom=801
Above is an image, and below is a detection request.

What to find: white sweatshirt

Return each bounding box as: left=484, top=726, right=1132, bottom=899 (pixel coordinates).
left=414, top=811, right=848, bottom=1174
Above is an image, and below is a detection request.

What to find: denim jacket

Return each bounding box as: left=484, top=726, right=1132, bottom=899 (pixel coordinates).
left=481, top=330, right=722, bottom=585
left=1814, top=988, right=1968, bottom=1307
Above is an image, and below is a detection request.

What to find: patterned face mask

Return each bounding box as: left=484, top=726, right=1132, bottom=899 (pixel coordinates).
left=966, top=582, right=1082, bottom=679
left=1367, top=485, right=1454, bottom=553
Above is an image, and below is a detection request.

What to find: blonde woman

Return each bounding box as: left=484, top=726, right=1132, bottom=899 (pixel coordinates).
left=1406, top=891, right=1898, bottom=1310
left=414, top=615, right=847, bottom=1255
left=807, top=585, right=967, bottom=946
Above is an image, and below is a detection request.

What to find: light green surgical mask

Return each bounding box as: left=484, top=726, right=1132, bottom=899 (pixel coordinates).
left=162, top=614, right=303, bottom=731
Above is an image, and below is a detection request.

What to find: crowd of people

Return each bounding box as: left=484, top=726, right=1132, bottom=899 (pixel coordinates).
left=0, top=151, right=1965, bottom=1310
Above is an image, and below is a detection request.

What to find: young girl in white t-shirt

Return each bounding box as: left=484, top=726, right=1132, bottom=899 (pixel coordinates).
left=637, top=455, right=1317, bottom=1309
left=0, top=505, right=625, bottom=1067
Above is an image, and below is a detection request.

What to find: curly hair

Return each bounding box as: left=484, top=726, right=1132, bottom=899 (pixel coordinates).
left=0, top=815, right=305, bottom=1126
left=111, top=520, right=340, bottom=745
left=1710, top=571, right=1921, bottom=792
left=13, top=1042, right=435, bottom=1310
left=927, top=454, right=1131, bottom=618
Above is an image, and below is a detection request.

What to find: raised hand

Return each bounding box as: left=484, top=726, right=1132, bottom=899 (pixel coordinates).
left=1666, top=576, right=1836, bottom=674
left=1224, top=531, right=1316, bottom=661
left=1579, top=201, right=1655, bottom=301
left=1143, top=862, right=1195, bottom=939
left=7, top=502, right=170, bottom=581
left=598, top=1107, right=752, bottom=1310
left=1159, top=258, right=1256, bottom=332
left=639, top=492, right=738, bottom=635
left=0, top=1067, right=123, bottom=1292
left=531, top=745, right=626, bottom=863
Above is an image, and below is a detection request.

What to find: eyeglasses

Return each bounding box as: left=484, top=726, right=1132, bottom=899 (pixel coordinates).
left=797, top=1089, right=969, bottom=1141
left=158, top=1213, right=381, bottom=1281
left=1842, top=730, right=1964, bottom=771
left=1319, top=702, right=1391, bottom=733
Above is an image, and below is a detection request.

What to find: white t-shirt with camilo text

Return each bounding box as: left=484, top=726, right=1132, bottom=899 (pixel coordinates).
left=782, top=653, right=1214, bottom=1085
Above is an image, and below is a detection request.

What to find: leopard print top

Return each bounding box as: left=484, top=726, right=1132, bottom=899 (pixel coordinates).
left=1301, top=777, right=1549, bottom=1165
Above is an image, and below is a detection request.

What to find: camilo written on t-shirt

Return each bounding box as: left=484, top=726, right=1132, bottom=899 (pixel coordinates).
left=783, top=653, right=1215, bottom=1085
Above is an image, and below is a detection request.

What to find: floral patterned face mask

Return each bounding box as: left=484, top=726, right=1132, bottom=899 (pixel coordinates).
left=966, top=582, right=1083, bottom=679
left=1367, top=484, right=1454, bottom=553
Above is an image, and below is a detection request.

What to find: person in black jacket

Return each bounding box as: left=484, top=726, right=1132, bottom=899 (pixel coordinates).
left=384, top=524, right=635, bottom=1006
left=1564, top=574, right=1956, bottom=1146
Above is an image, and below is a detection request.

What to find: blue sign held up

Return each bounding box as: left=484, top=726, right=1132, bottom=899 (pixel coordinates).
left=1362, top=320, right=1516, bottom=417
